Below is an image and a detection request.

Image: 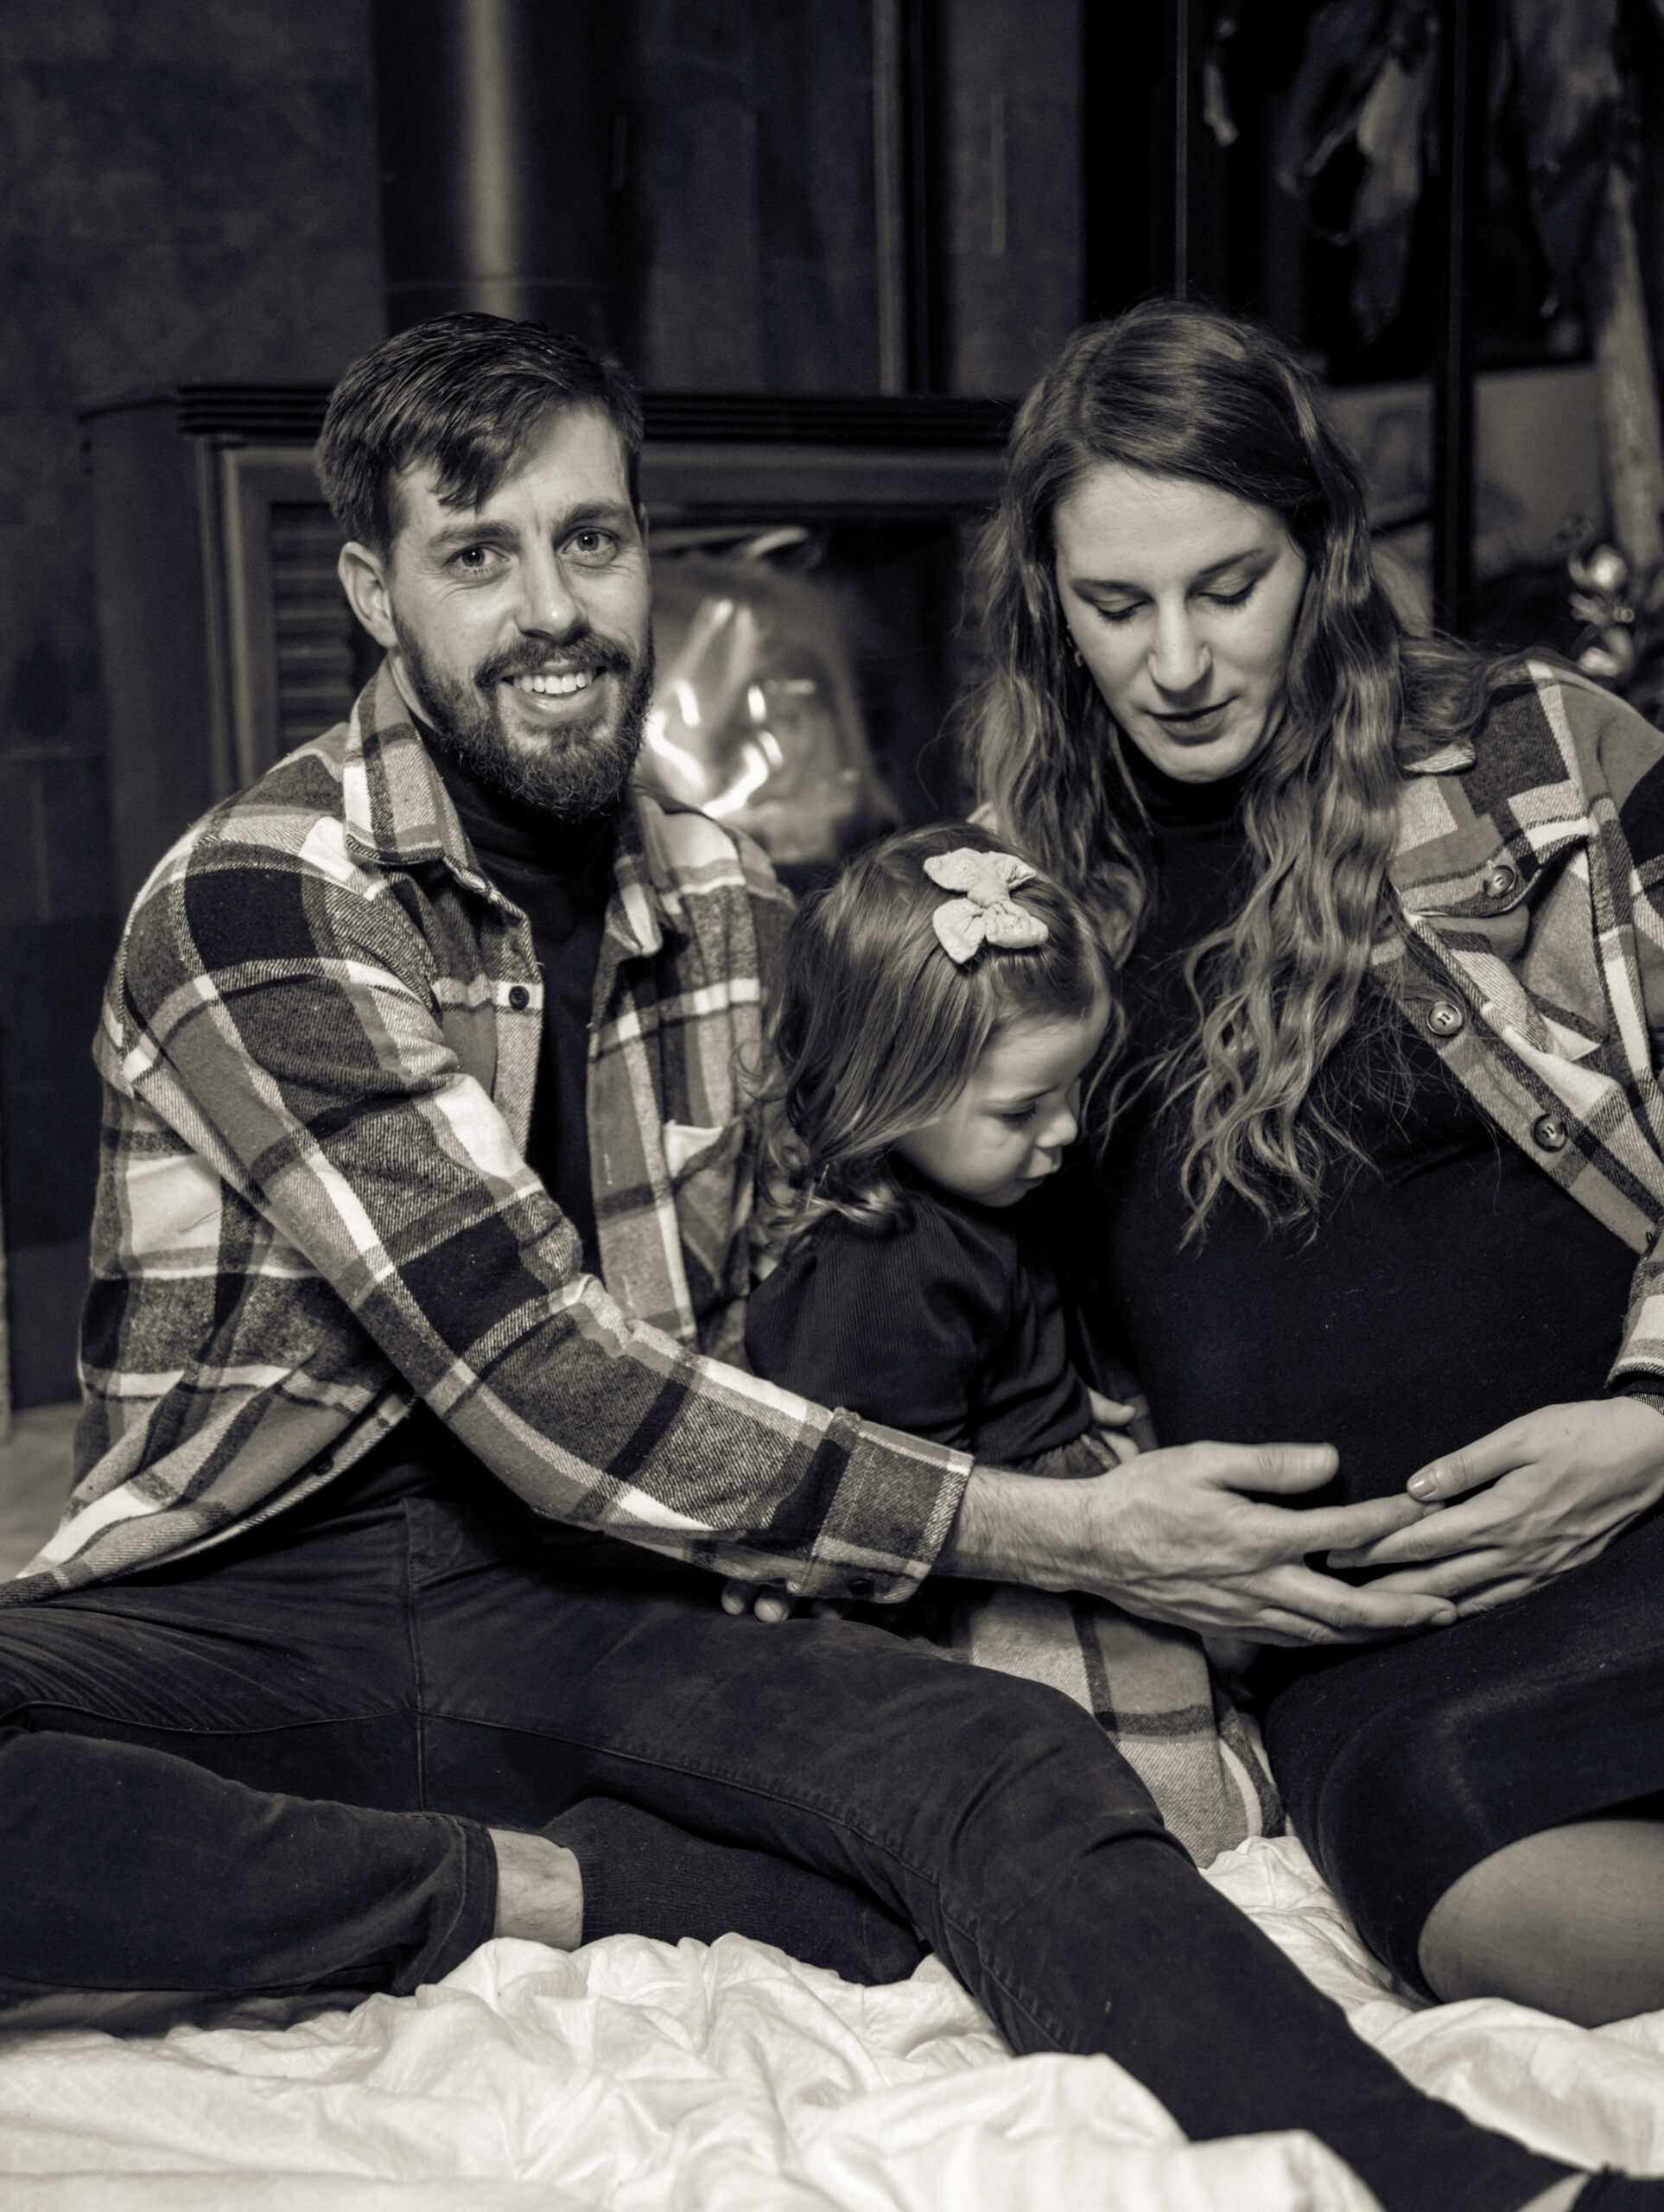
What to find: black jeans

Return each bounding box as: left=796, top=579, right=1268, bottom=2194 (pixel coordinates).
left=0, top=1446, right=1565, bottom=2212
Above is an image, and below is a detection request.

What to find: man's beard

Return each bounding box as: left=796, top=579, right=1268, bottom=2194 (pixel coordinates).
left=394, top=619, right=655, bottom=818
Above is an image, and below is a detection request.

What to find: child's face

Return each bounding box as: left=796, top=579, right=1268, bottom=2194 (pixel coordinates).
left=895, top=1006, right=1108, bottom=1210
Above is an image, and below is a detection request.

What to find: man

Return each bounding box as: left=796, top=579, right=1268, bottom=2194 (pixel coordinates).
left=0, top=316, right=1595, bottom=2212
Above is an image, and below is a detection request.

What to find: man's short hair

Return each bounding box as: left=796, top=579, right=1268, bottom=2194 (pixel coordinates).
left=316, top=313, right=645, bottom=558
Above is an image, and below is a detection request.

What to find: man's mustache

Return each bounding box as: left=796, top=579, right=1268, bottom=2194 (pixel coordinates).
left=473, top=639, right=636, bottom=688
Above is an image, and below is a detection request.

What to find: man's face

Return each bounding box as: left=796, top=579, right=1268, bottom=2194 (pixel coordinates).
left=340, top=404, right=654, bottom=815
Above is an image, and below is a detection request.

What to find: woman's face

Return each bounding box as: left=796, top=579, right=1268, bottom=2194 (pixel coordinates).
left=1052, top=463, right=1309, bottom=785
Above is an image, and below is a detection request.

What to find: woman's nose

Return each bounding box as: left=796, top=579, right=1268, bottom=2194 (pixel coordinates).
left=1147, top=603, right=1210, bottom=695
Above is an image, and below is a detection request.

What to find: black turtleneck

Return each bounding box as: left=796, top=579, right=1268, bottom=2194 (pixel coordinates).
left=429, top=743, right=616, bottom=1275
left=1083, top=747, right=1635, bottom=1510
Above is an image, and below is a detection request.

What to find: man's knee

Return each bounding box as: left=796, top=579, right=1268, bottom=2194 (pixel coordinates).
left=822, top=1624, right=1169, bottom=1840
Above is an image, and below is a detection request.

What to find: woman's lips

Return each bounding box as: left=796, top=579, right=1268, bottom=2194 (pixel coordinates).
left=1148, top=700, right=1232, bottom=740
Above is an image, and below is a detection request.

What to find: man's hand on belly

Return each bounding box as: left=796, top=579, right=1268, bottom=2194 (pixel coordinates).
left=934, top=1441, right=1459, bottom=1647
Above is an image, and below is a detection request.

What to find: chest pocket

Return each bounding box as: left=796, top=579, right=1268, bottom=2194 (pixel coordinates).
left=663, top=1117, right=756, bottom=1344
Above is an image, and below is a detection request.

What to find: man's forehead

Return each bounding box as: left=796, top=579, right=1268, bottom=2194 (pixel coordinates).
left=391, top=402, right=631, bottom=541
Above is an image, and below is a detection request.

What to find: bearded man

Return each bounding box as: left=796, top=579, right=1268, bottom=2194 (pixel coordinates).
left=0, top=315, right=1602, bottom=2212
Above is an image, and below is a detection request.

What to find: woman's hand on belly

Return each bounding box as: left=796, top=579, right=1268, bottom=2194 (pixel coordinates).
left=1324, top=1398, right=1664, bottom=1613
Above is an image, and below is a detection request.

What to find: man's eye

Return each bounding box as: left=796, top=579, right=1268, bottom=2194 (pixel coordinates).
left=565, top=529, right=619, bottom=566
left=451, top=545, right=504, bottom=575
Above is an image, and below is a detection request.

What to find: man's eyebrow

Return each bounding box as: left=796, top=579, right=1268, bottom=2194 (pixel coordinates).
left=1069, top=544, right=1270, bottom=594
left=422, top=500, right=637, bottom=555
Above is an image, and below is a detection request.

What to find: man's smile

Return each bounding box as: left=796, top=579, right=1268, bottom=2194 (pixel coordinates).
left=505, top=665, right=607, bottom=718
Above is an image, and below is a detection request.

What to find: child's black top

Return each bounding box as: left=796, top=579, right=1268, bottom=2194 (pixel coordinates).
left=744, top=1170, right=1093, bottom=1461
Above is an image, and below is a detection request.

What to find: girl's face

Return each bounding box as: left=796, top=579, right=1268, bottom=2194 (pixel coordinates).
left=1053, top=462, right=1309, bottom=785
left=896, top=1005, right=1107, bottom=1209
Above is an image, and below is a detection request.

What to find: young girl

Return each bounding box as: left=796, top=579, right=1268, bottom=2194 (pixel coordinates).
left=745, top=823, right=1279, bottom=1866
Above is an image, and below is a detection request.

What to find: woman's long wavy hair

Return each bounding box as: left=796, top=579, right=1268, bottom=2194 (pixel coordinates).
left=960, top=297, right=1495, bottom=1235
left=757, top=823, right=1114, bottom=1256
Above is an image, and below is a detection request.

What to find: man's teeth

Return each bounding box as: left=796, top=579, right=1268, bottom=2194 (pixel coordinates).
left=513, top=670, right=595, bottom=696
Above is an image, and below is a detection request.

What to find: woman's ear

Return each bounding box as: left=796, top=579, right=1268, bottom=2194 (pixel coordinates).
left=337, top=541, right=400, bottom=652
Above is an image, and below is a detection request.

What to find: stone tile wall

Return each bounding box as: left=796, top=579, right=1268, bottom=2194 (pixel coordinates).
left=0, top=0, right=383, bottom=1401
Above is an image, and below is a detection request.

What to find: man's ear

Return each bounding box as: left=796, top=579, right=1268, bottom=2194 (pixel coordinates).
left=338, top=541, right=400, bottom=652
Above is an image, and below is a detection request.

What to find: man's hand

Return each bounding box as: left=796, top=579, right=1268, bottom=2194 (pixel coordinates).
left=1325, top=1397, right=1664, bottom=1616
left=941, top=1440, right=1458, bottom=1646
left=723, top=1440, right=1461, bottom=1646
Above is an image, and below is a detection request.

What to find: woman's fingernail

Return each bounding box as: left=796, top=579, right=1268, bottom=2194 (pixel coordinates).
left=1408, top=1471, right=1439, bottom=1499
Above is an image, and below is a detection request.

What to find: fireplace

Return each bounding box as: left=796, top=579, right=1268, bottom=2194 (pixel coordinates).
left=81, top=386, right=1009, bottom=906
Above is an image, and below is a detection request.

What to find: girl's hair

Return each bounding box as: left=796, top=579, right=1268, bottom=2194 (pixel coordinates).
left=958, top=296, right=1496, bottom=1235
left=759, top=822, right=1114, bottom=1249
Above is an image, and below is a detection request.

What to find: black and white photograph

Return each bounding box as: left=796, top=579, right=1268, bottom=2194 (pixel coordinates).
left=3, top=3, right=1664, bottom=2205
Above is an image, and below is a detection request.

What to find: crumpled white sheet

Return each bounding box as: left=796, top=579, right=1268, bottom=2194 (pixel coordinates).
left=3, top=1835, right=1661, bottom=2212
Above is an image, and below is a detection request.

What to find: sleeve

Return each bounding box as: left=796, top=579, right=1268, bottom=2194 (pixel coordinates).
left=115, top=845, right=970, bottom=1603
left=1561, top=672, right=1664, bottom=1393
left=746, top=1212, right=1004, bottom=1449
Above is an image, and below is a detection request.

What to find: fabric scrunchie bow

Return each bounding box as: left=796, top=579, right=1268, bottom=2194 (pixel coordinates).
left=923, top=849, right=1051, bottom=964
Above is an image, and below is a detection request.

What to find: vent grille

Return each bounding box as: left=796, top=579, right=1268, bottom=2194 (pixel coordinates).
left=86, top=386, right=1016, bottom=450
left=270, top=505, right=364, bottom=750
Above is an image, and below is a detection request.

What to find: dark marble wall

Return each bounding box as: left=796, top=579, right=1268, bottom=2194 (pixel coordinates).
left=619, top=0, right=885, bottom=392
left=0, top=0, right=383, bottom=1402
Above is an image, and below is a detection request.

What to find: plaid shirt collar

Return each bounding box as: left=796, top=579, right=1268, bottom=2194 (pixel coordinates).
left=340, top=658, right=685, bottom=958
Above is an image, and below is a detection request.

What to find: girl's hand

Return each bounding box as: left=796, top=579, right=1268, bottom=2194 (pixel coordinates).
left=720, top=1580, right=847, bottom=1624
left=1088, top=1388, right=1155, bottom=1463
left=1324, top=1398, right=1664, bottom=1614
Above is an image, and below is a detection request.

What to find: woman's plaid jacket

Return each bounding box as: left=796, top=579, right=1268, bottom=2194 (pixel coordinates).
left=1379, top=658, right=1664, bottom=1394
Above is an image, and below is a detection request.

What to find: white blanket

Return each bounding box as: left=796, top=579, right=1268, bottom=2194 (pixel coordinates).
left=5, top=1836, right=1663, bottom=2212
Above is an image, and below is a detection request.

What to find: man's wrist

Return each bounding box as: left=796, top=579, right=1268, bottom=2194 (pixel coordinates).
left=937, top=1465, right=1098, bottom=1591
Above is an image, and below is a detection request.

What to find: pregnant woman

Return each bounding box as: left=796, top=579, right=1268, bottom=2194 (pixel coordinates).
left=962, top=296, right=1664, bottom=2031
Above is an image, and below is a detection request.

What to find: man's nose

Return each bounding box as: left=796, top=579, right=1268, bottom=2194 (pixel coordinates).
left=1147, top=602, right=1210, bottom=695
left=515, top=544, right=586, bottom=638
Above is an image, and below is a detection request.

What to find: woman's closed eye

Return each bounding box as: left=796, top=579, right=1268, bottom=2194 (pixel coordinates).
left=1202, top=577, right=1258, bottom=609
left=1088, top=575, right=1261, bottom=625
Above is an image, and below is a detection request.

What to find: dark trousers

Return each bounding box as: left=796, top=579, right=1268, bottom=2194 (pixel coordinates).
left=0, top=1447, right=1563, bottom=2212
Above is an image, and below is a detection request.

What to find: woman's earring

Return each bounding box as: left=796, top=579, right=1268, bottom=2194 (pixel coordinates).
left=1070, top=645, right=1084, bottom=669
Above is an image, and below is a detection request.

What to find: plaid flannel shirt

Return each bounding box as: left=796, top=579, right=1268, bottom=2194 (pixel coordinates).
left=3, top=664, right=969, bottom=1605
left=1378, top=658, right=1664, bottom=1388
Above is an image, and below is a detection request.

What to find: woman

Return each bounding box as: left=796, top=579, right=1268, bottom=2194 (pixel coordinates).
left=962, top=296, right=1664, bottom=2032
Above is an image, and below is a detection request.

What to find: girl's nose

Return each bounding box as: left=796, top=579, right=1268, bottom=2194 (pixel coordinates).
left=1038, top=1096, right=1079, bottom=1154
left=1147, top=602, right=1211, bottom=695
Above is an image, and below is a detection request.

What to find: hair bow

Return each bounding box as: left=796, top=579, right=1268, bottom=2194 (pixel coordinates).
left=922, top=849, right=1050, bottom=964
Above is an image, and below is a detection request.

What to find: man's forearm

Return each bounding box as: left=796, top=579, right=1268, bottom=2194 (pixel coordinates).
left=936, top=1466, right=1102, bottom=1591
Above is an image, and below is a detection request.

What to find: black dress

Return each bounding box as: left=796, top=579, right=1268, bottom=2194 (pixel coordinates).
left=745, top=1169, right=1096, bottom=1465
left=1085, top=753, right=1664, bottom=1992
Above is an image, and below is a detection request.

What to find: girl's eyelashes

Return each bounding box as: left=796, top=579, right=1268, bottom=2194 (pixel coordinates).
left=999, top=1102, right=1040, bottom=1127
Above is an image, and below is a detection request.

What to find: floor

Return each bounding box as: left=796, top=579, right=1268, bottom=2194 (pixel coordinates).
left=0, top=1402, right=79, bottom=1580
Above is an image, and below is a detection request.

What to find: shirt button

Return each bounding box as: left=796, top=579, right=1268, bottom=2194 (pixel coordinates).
left=1426, top=999, right=1465, bottom=1037
left=1532, top=1112, right=1569, bottom=1152
left=1483, top=862, right=1518, bottom=898
left=507, top=984, right=530, bottom=1011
